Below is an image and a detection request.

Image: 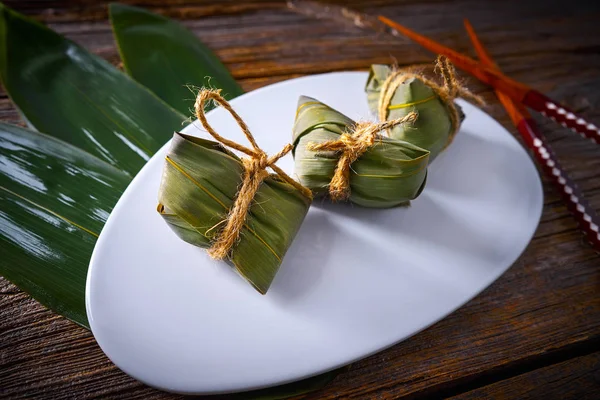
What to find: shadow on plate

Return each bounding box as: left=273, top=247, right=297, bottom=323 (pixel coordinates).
left=269, top=209, right=338, bottom=302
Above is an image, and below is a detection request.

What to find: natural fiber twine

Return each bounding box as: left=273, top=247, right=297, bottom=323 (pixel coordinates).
left=378, top=56, right=485, bottom=148
left=308, top=112, right=418, bottom=202
left=194, top=89, right=312, bottom=260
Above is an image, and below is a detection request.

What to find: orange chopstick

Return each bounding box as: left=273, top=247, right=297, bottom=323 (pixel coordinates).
left=462, top=19, right=529, bottom=126
left=378, top=15, right=530, bottom=103
left=378, top=15, right=600, bottom=145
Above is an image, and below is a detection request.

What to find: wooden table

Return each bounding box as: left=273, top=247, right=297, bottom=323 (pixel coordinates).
left=1, top=1, right=599, bottom=398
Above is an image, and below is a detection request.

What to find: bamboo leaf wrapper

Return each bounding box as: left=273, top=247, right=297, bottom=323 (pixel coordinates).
left=158, top=119, right=311, bottom=294
left=365, top=64, right=465, bottom=162
left=292, top=96, right=430, bottom=208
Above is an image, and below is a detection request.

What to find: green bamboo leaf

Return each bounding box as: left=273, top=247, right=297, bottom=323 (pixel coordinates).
left=365, top=64, right=464, bottom=162
left=293, top=96, right=429, bottom=208
left=158, top=133, right=311, bottom=294
left=0, top=122, right=130, bottom=327
left=0, top=4, right=186, bottom=175
left=110, top=3, right=244, bottom=115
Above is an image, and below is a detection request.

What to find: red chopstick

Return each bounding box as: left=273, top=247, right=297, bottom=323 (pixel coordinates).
left=378, top=16, right=600, bottom=145
left=463, top=19, right=600, bottom=250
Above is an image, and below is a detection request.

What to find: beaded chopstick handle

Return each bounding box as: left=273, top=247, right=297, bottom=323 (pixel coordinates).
left=523, top=91, right=600, bottom=145
left=519, top=119, right=600, bottom=250
left=461, top=17, right=600, bottom=250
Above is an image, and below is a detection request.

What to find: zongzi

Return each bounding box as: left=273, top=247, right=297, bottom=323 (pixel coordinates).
left=158, top=90, right=312, bottom=294
left=365, top=56, right=483, bottom=162
left=292, top=96, right=430, bottom=208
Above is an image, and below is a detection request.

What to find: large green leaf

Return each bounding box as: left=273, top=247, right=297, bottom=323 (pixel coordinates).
left=0, top=5, right=342, bottom=396
left=0, top=4, right=186, bottom=175
left=0, top=122, right=130, bottom=327
left=110, top=3, right=244, bottom=115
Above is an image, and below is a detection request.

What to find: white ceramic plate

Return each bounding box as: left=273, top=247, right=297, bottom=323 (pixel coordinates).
left=86, top=72, right=543, bottom=395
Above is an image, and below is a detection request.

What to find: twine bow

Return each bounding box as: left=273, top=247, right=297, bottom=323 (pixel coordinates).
left=308, top=113, right=418, bottom=201
left=378, top=56, right=485, bottom=147
left=194, top=89, right=312, bottom=260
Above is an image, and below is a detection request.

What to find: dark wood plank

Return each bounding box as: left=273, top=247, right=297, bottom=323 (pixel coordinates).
left=1, top=1, right=600, bottom=399
left=448, top=351, right=600, bottom=400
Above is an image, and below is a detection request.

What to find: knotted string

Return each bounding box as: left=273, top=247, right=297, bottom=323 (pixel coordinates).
left=378, top=56, right=484, bottom=147
left=308, top=113, right=418, bottom=201
left=194, top=89, right=312, bottom=260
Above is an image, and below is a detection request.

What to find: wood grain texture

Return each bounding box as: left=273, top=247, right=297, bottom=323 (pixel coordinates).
left=1, top=0, right=600, bottom=399
left=449, top=352, right=600, bottom=400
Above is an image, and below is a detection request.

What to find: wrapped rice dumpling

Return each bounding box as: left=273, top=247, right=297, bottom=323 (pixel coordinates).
left=365, top=57, right=481, bottom=162
left=158, top=90, right=312, bottom=294
left=293, top=96, right=430, bottom=208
